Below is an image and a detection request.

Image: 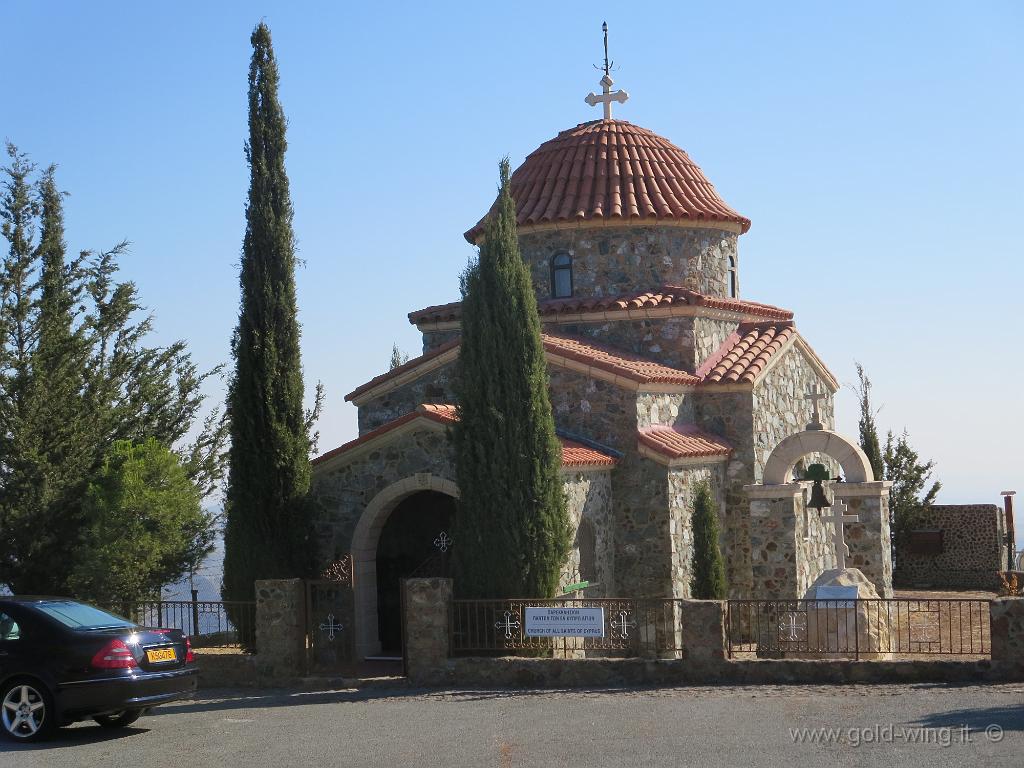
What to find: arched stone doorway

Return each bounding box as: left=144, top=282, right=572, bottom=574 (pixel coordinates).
left=375, top=491, right=455, bottom=653
left=351, top=475, right=459, bottom=659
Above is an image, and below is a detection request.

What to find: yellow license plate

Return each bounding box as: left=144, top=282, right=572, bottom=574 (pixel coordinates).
left=146, top=648, right=177, bottom=663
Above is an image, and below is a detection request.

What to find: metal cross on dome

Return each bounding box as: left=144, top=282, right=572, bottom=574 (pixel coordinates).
left=319, top=614, right=343, bottom=642
left=585, top=21, right=629, bottom=120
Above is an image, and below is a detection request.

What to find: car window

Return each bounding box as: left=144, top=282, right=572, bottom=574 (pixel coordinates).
left=0, top=611, right=20, bottom=641
left=34, top=601, right=134, bottom=630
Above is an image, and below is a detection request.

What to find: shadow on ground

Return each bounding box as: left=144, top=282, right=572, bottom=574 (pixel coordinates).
left=913, top=705, right=1024, bottom=733
left=0, top=725, right=149, bottom=752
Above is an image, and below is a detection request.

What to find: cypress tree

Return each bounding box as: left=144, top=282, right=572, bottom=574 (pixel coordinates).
left=222, top=23, right=322, bottom=604
left=451, top=158, right=570, bottom=599
left=690, top=480, right=727, bottom=599
left=854, top=362, right=884, bottom=481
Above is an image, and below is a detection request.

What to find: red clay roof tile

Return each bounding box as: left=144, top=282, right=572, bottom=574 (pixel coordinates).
left=344, top=339, right=459, bottom=402
left=542, top=332, right=700, bottom=386
left=465, top=120, right=750, bottom=243
left=697, top=321, right=796, bottom=385
left=638, top=424, right=734, bottom=460
left=409, top=286, right=793, bottom=327
left=312, top=404, right=617, bottom=469
left=347, top=332, right=700, bottom=403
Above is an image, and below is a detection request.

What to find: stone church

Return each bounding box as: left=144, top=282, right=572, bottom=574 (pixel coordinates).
left=310, top=73, right=854, bottom=658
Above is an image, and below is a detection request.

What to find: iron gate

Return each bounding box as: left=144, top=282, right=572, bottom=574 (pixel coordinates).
left=305, top=558, right=356, bottom=674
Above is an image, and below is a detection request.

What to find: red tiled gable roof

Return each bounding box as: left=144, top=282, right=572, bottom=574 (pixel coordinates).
left=465, top=120, right=750, bottom=243
left=409, top=286, right=793, bottom=327
left=347, top=332, right=699, bottom=404
left=697, top=321, right=796, bottom=385
left=638, top=424, right=733, bottom=460
left=560, top=438, right=618, bottom=468
left=542, top=333, right=700, bottom=387
left=344, top=339, right=459, bottom=402
left=312, top=404, right=617, bottom=469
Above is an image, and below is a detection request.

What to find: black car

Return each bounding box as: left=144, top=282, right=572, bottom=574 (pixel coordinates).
left=0, top=596, right=198, bottom=742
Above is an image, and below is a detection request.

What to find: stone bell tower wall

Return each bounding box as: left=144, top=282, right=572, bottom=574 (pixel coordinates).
left=518, top=225, right=739, bottom=302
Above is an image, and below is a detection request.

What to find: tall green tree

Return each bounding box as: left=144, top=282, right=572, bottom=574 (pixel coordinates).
left=68, top=439, right=214, bottom=606
left=854, top=362, right=884, bottom=482
left=690, top=480, right=727, bottom=599
left=852, top=363, right=941, bottom=560
left=0, top=145, right=227, bottom=595
left=452, top=158, right=570, bottom=599
left=884, top=429, right=941, bottom=549
left=222, top=23, right=323, bottom=603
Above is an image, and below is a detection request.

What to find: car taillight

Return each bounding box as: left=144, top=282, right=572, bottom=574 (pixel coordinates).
left=185, top=636, right=195, bottom=663
left=91, top=638, right=138, bottom=669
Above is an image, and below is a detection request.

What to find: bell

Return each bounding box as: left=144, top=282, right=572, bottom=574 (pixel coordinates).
left=808, top=481, right=832, bottom=511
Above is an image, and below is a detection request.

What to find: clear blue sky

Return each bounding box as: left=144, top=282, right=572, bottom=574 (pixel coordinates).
left=3, top=2, right=1021, bottom=520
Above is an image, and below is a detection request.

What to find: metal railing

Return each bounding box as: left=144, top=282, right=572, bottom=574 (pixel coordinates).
left=121, top=598, right=256, bottom=651
left=726, top=598, right=991, bottom=659
left=450, top=598, right=685, bottom=657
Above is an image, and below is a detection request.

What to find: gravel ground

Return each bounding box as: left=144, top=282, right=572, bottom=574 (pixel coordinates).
left=2, top=682, right=1022, bottom=768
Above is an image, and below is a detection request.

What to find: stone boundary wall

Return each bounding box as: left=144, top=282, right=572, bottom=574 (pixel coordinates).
left=894, top=504, right=1008, bottom=590
left=402, top=579, right=1024, bottom=687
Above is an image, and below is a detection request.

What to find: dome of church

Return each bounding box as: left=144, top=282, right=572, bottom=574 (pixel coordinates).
left=464, top=119, right=750, bottom=243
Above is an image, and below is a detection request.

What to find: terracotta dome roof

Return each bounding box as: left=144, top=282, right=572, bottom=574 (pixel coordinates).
left=465, top=119, right=750, bottom=243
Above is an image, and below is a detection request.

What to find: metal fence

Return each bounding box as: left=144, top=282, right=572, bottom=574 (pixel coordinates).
left=450, top=598, right=685, bottom=657
left=726, top=598, right=991, bottom=659
left=122, top=599, right=256, bottom=651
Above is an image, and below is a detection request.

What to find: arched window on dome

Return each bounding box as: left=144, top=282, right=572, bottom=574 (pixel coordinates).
left=551, top=252, right=573, bottom=298
left=728, top=255, right=738, bottom=299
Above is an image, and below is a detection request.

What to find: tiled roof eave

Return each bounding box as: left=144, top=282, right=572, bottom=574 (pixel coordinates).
left=312, top=406, right=618, bottom=474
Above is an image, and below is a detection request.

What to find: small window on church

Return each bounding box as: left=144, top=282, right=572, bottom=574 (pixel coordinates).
left=728, top=255, right=738, bottom=299
left=552, top=253, right=573, bottom=298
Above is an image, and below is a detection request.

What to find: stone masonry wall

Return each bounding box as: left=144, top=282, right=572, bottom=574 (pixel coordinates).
left=693, top=316, right=740, bottom=370
left=357, top=362, right=456, bottom=434
left=748, top=492, right=801, bottom=599
left=691, top=390, right=755, bottom=598
left=518, top=226, right=739, bottom=301
left=750, top=347, right=835, bottom=482
left=667, top=465, right=727, bottom=599
left=894, top=504, right=1008, bottom=590
left=554, top=317, right=699, bottom=371
left=636, top=392, right=691, bottom=429
left=562, top=471, right=615, bottom=597
left=310, top=428, right=458, bottom=567
left=838, top=491, right=894, bottom=598
left=421, top=328, right=461, bottom=354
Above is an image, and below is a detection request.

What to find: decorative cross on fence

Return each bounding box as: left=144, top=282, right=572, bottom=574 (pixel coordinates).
left=433, top=531, right=452, bottom=553
left=821, top=500, right=859, bottom=571
left=778, top=611, right=807, bottom=642
left=494, top=610, right=521, bottom=639
left=610, top=609, right=637, bottom=639
left=318, top=613, right=344, bottom=642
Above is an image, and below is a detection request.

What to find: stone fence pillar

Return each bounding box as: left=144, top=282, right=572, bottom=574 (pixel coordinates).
left=990, top=597, right=1024, bottom=677
left=834, top=481, right=894, bottom=598
left=679, top=599, right=727, bottom=665
left=402, top=578, right=452, bottom=686
left=255, top=578, right=306, bottom=681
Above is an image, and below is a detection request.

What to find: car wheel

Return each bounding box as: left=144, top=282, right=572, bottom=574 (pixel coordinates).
left=0, top=679, right=54, bottom=742
left=93, top=710, right=142, bottom=728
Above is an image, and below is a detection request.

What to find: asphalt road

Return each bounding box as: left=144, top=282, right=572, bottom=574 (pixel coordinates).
left=2, top=683, right=1022, bottom=767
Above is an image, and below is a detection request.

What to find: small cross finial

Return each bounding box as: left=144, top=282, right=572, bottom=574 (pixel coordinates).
left=805, top=386, right=826, bottom=431
left=585, top=21, right=629, bottom=120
